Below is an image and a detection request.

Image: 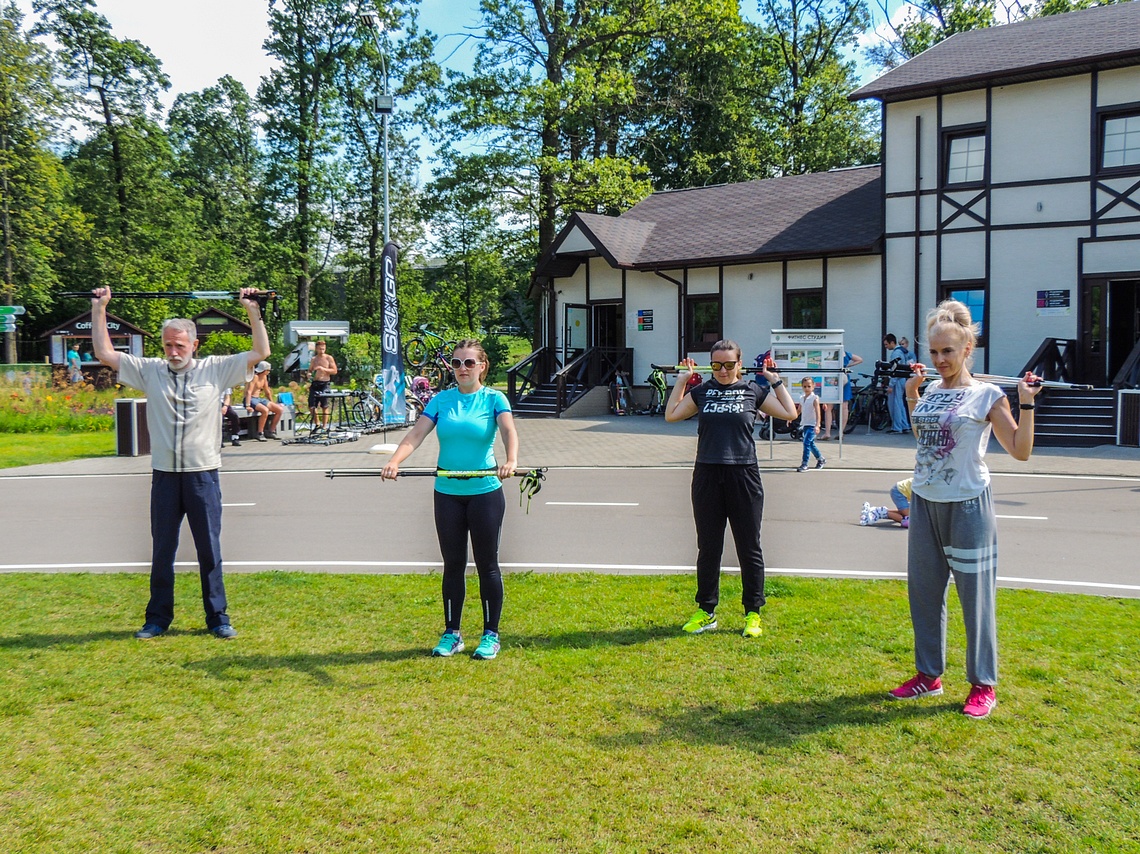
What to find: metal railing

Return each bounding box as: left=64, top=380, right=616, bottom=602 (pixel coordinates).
left=1111, top=337, right=1140, bottom=389
left=507, top=346, right=555, bottom=404
left=1018, top=338, right=1078, bottom=384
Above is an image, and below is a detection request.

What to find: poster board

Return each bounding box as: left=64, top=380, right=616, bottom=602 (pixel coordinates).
left=769, top=329, right=845, bottom=405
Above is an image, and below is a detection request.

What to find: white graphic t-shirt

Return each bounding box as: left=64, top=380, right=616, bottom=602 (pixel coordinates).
left=911, top=380, right=1005, bottom=503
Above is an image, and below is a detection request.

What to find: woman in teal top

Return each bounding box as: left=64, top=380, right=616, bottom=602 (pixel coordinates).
left=381, top=339, right=519, bottom=660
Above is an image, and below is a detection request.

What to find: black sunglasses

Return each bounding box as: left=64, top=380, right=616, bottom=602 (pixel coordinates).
left=450, top=358, right=482, bottom=369
left=710, top=361, right=738, bottom=371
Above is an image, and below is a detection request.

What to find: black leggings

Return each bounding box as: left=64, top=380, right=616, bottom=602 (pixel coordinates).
left=434, top=488, right=506, bottom=634
left=691, top=462, right=767, bottom=614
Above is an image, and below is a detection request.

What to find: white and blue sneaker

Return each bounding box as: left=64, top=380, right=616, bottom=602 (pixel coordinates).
left=472, top=632, right=500, bottom=660
left=432, top=631, right=464, bottom=657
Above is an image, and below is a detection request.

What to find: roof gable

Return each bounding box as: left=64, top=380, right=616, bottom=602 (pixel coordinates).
left=852, top=2, right=1140, bottom=103
left=535, top=166, right=882, bottom=280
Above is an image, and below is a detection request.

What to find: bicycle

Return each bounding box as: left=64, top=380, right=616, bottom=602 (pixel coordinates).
left=637, top=366, right=668, bottom=415
left=845, top=360, right=906, bottom=433
left=403, top=324, right=456, bottom=390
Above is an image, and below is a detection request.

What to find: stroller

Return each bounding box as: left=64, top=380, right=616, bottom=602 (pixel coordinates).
left=753, top=351, right=801, bottom=440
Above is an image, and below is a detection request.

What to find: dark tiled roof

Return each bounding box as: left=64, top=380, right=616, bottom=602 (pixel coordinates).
left=535, top=166, right=882, bottom=279
left=852, top=1, right=1140, bottom=103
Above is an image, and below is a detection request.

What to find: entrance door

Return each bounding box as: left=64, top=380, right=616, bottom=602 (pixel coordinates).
left=1081, top=279, right=1140, bottom=386
left=592, top=302, right=624, bottom=350
left=1109, top=279, right=1140, bottom=384
left=1079, top=279, right=1106, bottom=387
left=564, top=304, right=588, bottom=362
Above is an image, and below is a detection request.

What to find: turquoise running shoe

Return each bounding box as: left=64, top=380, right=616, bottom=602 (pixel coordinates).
left=472, top=632, right=500, bottom=660
left=432, top=631, right=464, bottom=657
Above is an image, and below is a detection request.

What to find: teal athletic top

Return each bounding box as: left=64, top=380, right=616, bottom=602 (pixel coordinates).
left=422, top=386, right=512, bottom=495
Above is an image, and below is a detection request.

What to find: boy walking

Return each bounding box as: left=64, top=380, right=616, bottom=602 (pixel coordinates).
left=796, top=377, right=826, bottom=472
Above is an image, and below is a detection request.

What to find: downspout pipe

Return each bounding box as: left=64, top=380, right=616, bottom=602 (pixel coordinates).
left=654, top=270, right=685, bottom=362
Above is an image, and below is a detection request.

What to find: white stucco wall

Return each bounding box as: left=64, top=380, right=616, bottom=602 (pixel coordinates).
left=940, top=230, right=986, bottom=280
left=686, top=266, right=719, bottom=295
left=884, top=98, right=938, bottom=194
left=1097, top=66, right=1140, bottom=107
left=723, top=263, right=783, bottom=365
left=625, top=270, right=680, bottom=381
left=991, top=76, right=1091, bottom=182
left=990, top=181, right=1089, bottom=226
left=588, top=257, right=622, bottom=301
left=827, top=255, right=883, bottom=366
left=941, top=89, right=987, bottom=128
left=786, top=259, right=823, bottom=289
left=1083, top=237, right=1140, bottom=275
left=988, top=227, right=1087, bottom=373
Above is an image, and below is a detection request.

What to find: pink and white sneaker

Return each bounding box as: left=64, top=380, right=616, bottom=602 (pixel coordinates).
left=888, top=672, right=943, bottom=700
left=962, top=684, right=997, bottom=718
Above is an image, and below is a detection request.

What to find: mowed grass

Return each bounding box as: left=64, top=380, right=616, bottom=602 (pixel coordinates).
left=0, top=431, right=116, bottom=469
left=2, top=572, right=1136, bottom=853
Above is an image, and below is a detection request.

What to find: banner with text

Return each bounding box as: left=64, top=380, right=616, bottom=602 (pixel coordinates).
left=380, top=241, right=406, bottom=425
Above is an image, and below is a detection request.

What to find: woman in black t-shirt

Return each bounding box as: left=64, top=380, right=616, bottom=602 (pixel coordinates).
left=665, top=340, right=798, bottom=637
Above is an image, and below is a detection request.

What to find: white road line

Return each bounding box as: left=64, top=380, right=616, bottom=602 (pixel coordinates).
left=545, top=501, right=639, bottom=506
left=996, top=514, right=1048, bottom=520
left=222, top=503, right=257, bottom=507
left=1, top=560, right=1137, bottom=593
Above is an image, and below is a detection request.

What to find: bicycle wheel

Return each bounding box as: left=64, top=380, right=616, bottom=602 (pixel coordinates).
left=350, top=401, right=377, bottom=427
left=869, top=394, right=891, bottom=431
left=421, top=363, right=447, bottom=391
left=404, top=338, right=431, bottom=368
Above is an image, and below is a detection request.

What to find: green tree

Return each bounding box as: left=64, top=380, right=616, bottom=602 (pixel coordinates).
left=441, top=0, right=664, bottom=254
left=865, top=0, right=1127, bottom=70
left=168, top=76, right=287, bottom=299
left=259, top=0, right=358, bottom=320
left=755, top=0, right=879, bottom=174
left=629, top=0, right=775, bottom=189
left=33, top=0, right=169, bottom=242
left=0, top=2, right=76, bottom=362
left=334, top=2, right=439, bottom=331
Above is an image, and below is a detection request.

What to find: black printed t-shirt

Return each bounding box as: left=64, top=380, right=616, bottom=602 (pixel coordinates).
left=689, top=380, right=769, bottom=465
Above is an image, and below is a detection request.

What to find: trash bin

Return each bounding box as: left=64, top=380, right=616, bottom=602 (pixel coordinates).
left=115, top=398, right=150, bottom=457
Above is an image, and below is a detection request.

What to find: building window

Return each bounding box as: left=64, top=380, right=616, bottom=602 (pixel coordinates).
left=1102, top=112, right=1140, bottom=171
left=784, top=289, right=823, bottom=328
left=941, top=285, right=987, bottom=348
left=945, top=133, right=986, bottom=185
left=685, top=296, right=721, bottom=351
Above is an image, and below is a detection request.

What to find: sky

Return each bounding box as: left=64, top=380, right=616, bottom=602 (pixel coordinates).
left=13, top=0, right=901, bottom=109
left=13, top=0, right=491, bottom=108
left=12, top=0, right=901, bottom=187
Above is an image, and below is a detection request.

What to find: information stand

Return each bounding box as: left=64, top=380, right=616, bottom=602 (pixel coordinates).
left=767, top=329, right=847, bottom=459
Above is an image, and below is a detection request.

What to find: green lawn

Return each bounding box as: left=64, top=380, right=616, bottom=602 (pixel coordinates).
left=0, top=430, right=116, bottom=469
left=2, top=573, right=1136, bottom=853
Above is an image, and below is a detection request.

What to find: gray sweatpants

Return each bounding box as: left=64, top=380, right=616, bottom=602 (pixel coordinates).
left=907, top=489, right=999, bottom=687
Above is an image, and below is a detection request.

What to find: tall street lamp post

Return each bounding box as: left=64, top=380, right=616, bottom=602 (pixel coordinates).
left=358, top=10, right=394, bottom=245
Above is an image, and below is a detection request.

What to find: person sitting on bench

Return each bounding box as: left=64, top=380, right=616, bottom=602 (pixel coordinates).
left=221, top=389, right=241, bottom=448
left=244, top=361, right=284, bottom=441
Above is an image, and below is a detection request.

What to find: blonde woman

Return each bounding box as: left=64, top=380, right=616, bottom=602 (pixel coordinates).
left=665, top=340, right=798, bottom=637
left=889, top=300, right=1041, bottom=718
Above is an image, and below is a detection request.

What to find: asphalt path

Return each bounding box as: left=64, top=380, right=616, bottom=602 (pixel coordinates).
left=2, top=466, right=1137, bottom=598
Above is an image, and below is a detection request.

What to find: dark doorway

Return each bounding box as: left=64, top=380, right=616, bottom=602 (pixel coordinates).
left=1081, top=278, right=1140, bottom=386
left=592, top=302, right=624, bottom=350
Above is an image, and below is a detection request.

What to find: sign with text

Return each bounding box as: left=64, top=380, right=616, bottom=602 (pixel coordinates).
left=769, top=329, right=846, bottom=405
left=1036, top=289, right=1071, bottom=316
